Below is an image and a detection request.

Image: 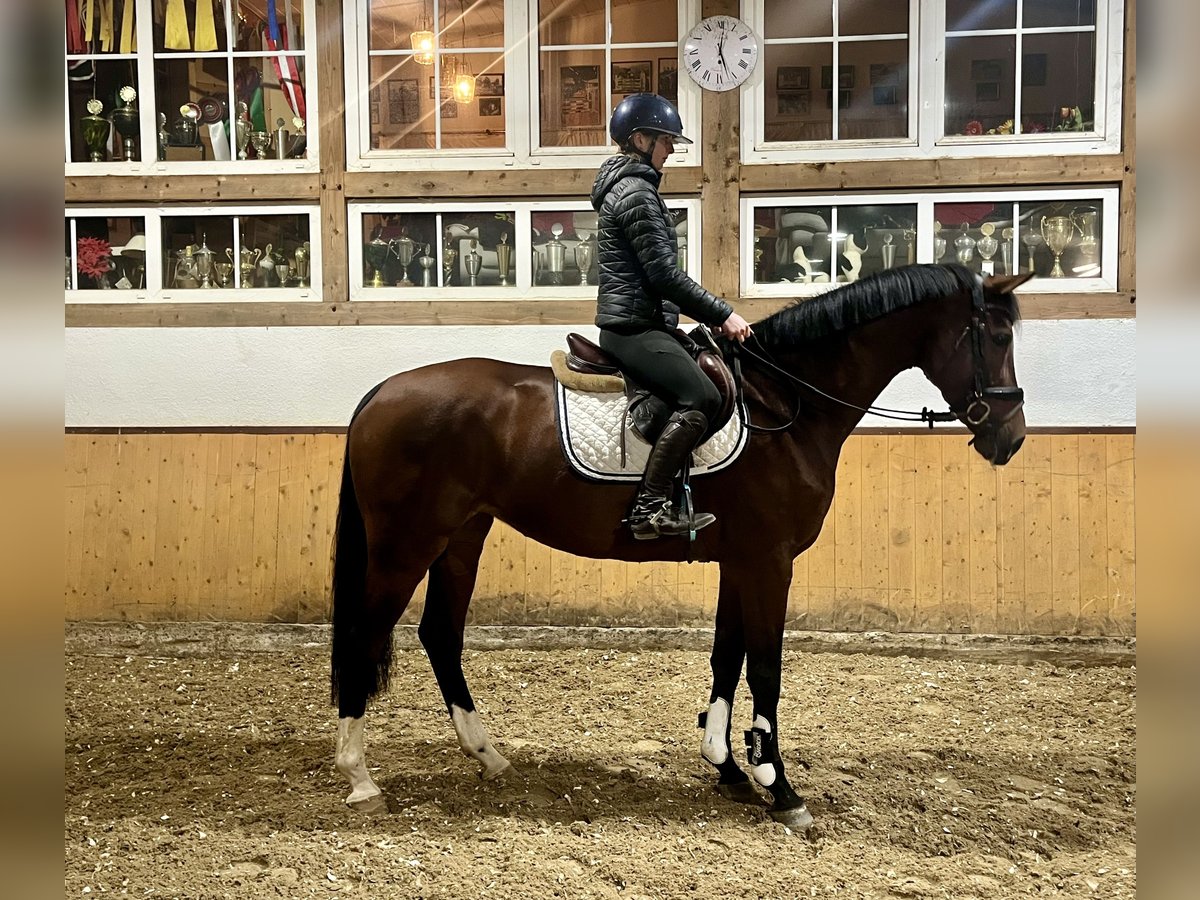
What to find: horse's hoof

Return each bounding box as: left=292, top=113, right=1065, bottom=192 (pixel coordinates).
left=717, top=781, right=767, bottom=806
left=346, top=793, right=388, bottom=815
left=769, top=803, right=814, bottom=831
left=481, top=761, right=513, bottom=782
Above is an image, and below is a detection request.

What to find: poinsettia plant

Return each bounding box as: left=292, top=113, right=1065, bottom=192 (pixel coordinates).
left=76, top=237, right=112, bottom=278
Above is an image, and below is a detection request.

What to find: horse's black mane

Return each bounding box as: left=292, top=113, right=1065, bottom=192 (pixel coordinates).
left=754, top=263, right=1015, bottom=348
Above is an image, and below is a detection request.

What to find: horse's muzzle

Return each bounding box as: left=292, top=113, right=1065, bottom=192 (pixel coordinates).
left=970, top=408, right=1026, bottom=466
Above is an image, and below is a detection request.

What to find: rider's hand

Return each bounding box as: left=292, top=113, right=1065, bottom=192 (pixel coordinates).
left=714, top=311, right=753, bottom=343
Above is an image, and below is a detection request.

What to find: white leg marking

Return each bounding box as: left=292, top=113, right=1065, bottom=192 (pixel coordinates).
left=700, top=698, right=731, bottom=765
left=450, top=704, right=511, bottom=779
left=750, top=714, right=777, bottom=787
left=336, top=716, right=383, bottom=805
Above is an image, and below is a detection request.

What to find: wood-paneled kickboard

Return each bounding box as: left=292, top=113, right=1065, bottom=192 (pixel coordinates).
left=64, top=432, right=1134, bottom=635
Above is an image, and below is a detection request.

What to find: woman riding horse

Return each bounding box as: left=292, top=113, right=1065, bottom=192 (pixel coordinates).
left=593, top=93, right=753, bottom=540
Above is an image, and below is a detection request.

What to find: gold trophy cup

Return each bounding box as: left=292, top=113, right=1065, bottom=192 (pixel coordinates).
left=1040, top=215, right=1078, bottom=278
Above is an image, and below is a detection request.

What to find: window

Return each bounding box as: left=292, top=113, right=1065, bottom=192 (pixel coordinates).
left=346, top=0, right=698, bottom=169
left=65, top=206, right=321, bottom=301
left=742, top=188, right=1119, bottom=298
left=348, top=199, right=699, bottom=298
left=743, top=0, right=1123, bottom=163
left=66, top=1, right=319, bottom=173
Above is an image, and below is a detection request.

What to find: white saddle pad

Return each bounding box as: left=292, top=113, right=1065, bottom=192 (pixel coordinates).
left=554, top=381, right=749, bottom=483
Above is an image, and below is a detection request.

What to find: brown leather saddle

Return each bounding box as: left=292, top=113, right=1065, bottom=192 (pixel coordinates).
left=564, top=330, right=738, bottom=444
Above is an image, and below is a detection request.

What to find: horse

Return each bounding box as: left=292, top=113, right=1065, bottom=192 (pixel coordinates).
left=329, top=263, right=1031, bottom=829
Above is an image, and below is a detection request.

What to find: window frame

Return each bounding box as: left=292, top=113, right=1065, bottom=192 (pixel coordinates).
left=343, top=0, right=702, bottom=171
left=65, top=204, right=323, bottom=303
left=740, top=186, right=1121, bottom=299
left=741, top=0, right=1124, bottom=164
left=348, top=198, right=702, bottom=299
left=64, top=0, right=321, bottom=176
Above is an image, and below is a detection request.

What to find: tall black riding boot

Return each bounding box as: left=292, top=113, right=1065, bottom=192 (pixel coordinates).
left=627, top=410, right=716, bottom=540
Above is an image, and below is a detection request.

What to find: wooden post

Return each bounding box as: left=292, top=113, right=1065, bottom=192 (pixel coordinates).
left=316, top=0, right=349, bottom=306
left=699, top=0, right=742, bottom=303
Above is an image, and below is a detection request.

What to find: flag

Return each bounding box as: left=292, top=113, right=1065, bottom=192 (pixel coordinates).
left=263, top=0, right=307, bottom=123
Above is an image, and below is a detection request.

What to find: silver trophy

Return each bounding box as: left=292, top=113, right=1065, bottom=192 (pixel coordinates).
left=394, top=234, right=416, bottom=286
left=364, top=236, right=390, bottom=287
left=880, top=233, right=897, bottom=269
left=157, top=112, right=169, bottom=161
left=496, top=233, right=512, bottom=286
left=250, top=131, right=272, bottom=160
left=293, top=241, right=310, bottom=288
left=1000, top=227, right=1015, bottom=274
left=546, top=223, right=566, bottom=284
left=532, top=246, right=543, bottom=284
left=903, top=228, right=916, bottom=266
left=417, top=243, right=436, bottom=287
left=274, top=118, right=291, bottom=160
left=954, top=224, right=976, bottom=265
left=194, top=233, right=214, bottom=288
left=235, top=102, right=251, bottom=160
left=275, top=262, right=291, bottom=287
left=465, top=239, right=483, bottom=286
left=442, top=228, right=458, bottom=285
left=575, top=231, right=594, bottom=284
left=1021, top=231, right=1042, bottom=275
left=977, top=222, right=999, bottom=275
left=933, top=220, right=947, bottom=263
left=111, top=86, right=139, bottom=161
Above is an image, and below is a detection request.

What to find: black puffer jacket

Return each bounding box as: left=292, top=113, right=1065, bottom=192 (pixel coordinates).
left=591, top=155, right=732, bottom=332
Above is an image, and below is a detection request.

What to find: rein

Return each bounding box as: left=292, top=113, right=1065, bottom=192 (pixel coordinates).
left=733, top=278, right=1023, bottom=434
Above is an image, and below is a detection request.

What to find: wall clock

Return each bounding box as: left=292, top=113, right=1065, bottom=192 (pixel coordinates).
left=682, top=15, right=760, bottom=92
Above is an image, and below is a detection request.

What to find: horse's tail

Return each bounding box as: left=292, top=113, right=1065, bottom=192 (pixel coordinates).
left=330, top=381, right=387, bottom=710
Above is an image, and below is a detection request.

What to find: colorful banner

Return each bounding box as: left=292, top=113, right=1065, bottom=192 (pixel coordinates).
left=264, top=0, right=307, bottom=123
left=164, top=0, right=191, bottom=51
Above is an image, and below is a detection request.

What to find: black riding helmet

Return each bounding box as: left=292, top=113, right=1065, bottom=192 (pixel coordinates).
left=609, top=93, right=694, bottom=150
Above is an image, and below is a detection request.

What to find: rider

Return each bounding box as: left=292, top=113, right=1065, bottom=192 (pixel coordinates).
left=592, top=93, right=753, bottom=540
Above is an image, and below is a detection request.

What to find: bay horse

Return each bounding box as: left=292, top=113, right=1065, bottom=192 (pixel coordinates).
left=330, top=264, right=1030, bottom=829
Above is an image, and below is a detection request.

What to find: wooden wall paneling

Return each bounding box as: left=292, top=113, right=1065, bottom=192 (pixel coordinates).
left=626, top=546, right=655, bottom=624
left=177, top=435, right=209, bottom=619
left=249, top=435, right=282, bottom=620
left=550, top=547, right=577, bottom=622
left=64, top=437, right=89, bottom=616
left=939, top=438, right=971, bottom=632
left=913, top=436, right=944, bottom=625
left=787, top=530, right=810, bottom=628
left=201, top=433, right=235, bottom=619
left=145, top=436, right=179, bottom=617
left=860, top=436, right=891, bottom=626
left=1077, top=434, right=1110, bottom=631
left=997, top=442, right=1027, bottom=633
left=968, top=449, right=1000, bottom=634
left=887, top=434, right=916, bottom=630
left=1050, top=435, right=1082, bottom=632
left=272, top=435, right=308, bottom=622
left=575, top=553, right=604, bottom=620
left=833, top=437, right=862, bottom=627
left=317, top=0, right=349, bottom=306
left=1022, top=437, right=1054, bottom=631
left=298, top=433, right=340, bottom=622
left=64, top=175, right=320, bottom=204
left=805, top=487, right=838, bottom=628
left=102, top=436, right=138, bottom=614
left=343, top=168, right=704, bottom=200
left=496, top=521, right=526, bottom=619
left=702, top=563, right=721, bottom=623
left=601, top=554, right=628, bottom=619
left=78, top=437, right=119, bottom=619
left=524, top=538, right=553, bottom=622
left=1106, top=434, right=1136, bottom=631
left=227, top=434, right=260, bottom=608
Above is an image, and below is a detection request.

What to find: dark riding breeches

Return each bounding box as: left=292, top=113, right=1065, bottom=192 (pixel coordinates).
left=598, top=327, right=722, bottom=424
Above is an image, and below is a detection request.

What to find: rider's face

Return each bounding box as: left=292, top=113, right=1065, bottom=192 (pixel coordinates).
left=633, top=132, right=675, bottom=171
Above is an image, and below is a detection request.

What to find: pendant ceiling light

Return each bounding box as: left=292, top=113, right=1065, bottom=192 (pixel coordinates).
left=410, top=6, right=434, bottom=65
left=452, top=0, right=475, bottom=102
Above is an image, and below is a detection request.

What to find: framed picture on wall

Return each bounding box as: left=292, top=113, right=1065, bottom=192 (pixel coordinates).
left=976, top=81, right=1000, bottom=102
left=478, top=97, right=502, bottom=117
left=612, top=60, right=651, bottom=95
left=777, top=91, right=811, bottom=116
left=476, top=74, right=504, bottom=97
left=387, top=78, right=419, bottom=125
left=560, top=65, right=601, bottom=126
left=776, top=66, right=810, bottom=91
left=873, top=86, right=897, bottom=105
left=440, top=99, right=458, bottom=119
left=869, top=63, right=899, bottom=86
left=820, top=64, right=855, bottom=90
left=657, top=58, right=678, bottom=105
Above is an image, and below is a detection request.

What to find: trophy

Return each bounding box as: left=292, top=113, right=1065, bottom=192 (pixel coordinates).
left=954, top=224, right=976, bottom=265
left=546, top=223, right=566, bottom=284
left=575, top=231, right=595, bottom=285
left=442, top=228, right=458, bottom=285
left=364, top=236, right=390, bottom=287
left=1073, top=207, right=1100, bottom=270
left=111, top=86, right=139, bottom=161
left=1021, top=230, right=1042, bottom=275
left=678, top=237, right=688, bottom=273
left=465, top=239, right=483, bottom=286
left=235, top=102, right=251, bottom=160
left=173, top=102, right=200, bottom=147
left=417, top=244, right=436, bottom=287
left=170, top=246, right=199, bottom=288
left=250, top=131, right=272, bottom=160
left=933, top=220, right=947, bottom=262
left=977, top=223, right=999, bottom=275
left=1040, top=215, right=1077, bottom=278
left=496, top=233, right=512, bottom=286
left=293, top=241, right=311, bottom=288
left=275, top=262, right=291, bottom=287
left=394, top=234, right=416, bottom=286
left=531, top=246, right=543, bottom=284
left=194, top=233, right=214, bottom=288
left=213, top=262, right=233, bottom=288
left=81, top=99, right=111, bottom=162
left=258, top=243, right=277, bottom=286
left=903, top=228, right=916, bottom=266
left=239, top=246, right=262, bottom=288
left=880, top=232, right=897, bottom=269
left=274, top=118, right=291, bottom=160
left=1001, top=227, right=1015, bottom=275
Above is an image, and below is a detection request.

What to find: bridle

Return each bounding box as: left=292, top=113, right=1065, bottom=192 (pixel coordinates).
left=734, top=278, right=1023, bottom=433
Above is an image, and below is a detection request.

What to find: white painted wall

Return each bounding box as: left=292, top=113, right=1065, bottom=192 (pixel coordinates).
left=65, top=320, right=1135, bottom=428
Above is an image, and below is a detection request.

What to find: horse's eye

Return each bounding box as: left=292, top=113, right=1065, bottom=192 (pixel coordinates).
left=992, top=332, right=1012, bottom=347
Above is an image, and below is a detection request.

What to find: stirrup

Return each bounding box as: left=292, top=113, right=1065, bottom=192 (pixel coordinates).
left=625, top=499, right=715, bottom=541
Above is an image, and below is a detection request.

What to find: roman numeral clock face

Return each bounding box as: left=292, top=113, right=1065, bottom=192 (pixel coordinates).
left=682, top=16, right=760, bottom=92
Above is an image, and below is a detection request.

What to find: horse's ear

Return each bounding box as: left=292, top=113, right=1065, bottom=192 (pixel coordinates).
left=983, top=272, right=1034, bottom=294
